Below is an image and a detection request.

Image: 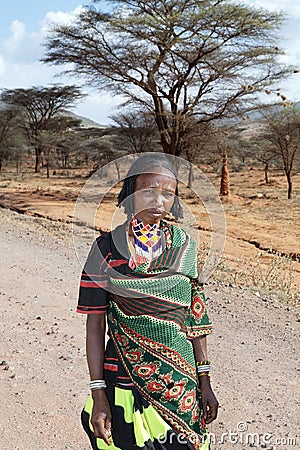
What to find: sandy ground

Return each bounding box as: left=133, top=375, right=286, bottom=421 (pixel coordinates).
left=0, top=207, right=299, bottom=450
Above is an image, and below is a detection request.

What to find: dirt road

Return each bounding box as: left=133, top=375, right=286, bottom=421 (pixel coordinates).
left=0, top=208, right=299, bottom=449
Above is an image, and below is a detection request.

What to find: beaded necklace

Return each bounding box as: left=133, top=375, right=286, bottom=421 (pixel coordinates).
left=128, top=216, right=162, bottom=266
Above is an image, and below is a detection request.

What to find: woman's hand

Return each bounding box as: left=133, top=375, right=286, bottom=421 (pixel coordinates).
left=199, top=376, right=219, bottom=424
left=191, top=335, right=219, bottom=424
left=91, top=390, right=112, bottom=445
left=86, top=315, right=111, bottom=442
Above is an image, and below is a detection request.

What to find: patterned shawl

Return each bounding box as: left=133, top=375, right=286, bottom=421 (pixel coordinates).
left=107, top=222, right=212, bottom=448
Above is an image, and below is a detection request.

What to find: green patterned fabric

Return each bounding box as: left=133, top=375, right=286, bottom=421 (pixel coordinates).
left=107, top=223, right=212, bottom=448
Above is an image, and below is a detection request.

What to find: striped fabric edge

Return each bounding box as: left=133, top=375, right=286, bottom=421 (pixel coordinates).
left=104, top=362, right=118, bottom=372
left=80, top=272, right=108, bottom=289
left=111, top=293, right=186, bottom=328
left=76, top=305, right=109, bottom=314
left=186, top=325, right=214, bottom=339
left=79, top=280, right=108, bottom=289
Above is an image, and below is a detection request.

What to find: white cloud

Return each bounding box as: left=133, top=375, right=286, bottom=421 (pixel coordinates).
left=0, top=9, right=84, bottom=87
left=244, top=0, right=300, bottom=100
left=42, top=6, right=84, bottom=35
left=2, top=20, right=42, bottom=65
left=247, top=0, right=300, bottom=16
left=9, top=20, right=26, bottom=41
left=0, top=20, right=52, bottom=87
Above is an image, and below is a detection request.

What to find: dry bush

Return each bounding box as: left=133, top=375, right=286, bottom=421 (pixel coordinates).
left=198, top=244, right=299, bottom=306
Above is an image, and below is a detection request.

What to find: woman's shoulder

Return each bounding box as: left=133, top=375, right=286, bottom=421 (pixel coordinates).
left=95, top=230, right=113, bottom=246
left=162, top=220, right=196, bottom=248
left=161, top=220, right=189, bottom=238
left=94, top=222, right=128, bottom=257
left=88, top=232, right=113, bottom=261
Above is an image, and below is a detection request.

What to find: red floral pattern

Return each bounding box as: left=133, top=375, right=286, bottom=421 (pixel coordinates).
left=163, top=381, right=186, bottom=401
left=147, top=381, right=165, bottom=392
left=191, top=404, right=200, bottom=424
left=179, top=390, right=196, bottom=412
left=115, top=333, right=129, bottom=348
left=191, top=295, right=204, bottom=320
left=125, top=349, right=142, bottom=363
left=160, top=372, right=173, bottom=385
left=134, top=363, right=157, bottom=379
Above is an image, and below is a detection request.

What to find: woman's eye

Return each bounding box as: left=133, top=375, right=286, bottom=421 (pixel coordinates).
left=164, top=192, right=174, bottom=198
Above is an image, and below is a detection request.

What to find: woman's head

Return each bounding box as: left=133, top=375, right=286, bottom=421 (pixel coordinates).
left=117, top=153, right=183, bottom=222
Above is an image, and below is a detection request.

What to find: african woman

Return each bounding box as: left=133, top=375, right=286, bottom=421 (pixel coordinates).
left=77, top=153, right=218, bottom=449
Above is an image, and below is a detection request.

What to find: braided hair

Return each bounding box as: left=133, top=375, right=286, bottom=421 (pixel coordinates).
left=117, top=153, right=183, bottom=220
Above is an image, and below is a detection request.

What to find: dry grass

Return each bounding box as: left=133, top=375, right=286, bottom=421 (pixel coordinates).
left=209, top=251, right=299, bottom=306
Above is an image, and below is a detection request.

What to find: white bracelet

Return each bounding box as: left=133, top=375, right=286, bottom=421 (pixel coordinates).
left=196, top=365, right=211, bottom=373
left=89, top=379, right=107, bottom=391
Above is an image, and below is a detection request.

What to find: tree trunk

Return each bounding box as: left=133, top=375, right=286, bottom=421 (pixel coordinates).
left=35, top=148, right=43, bottom=173
left=264, top=162, right=269, bottom=184
left=220, top=151, right=230, bottom=196
left=62, top=152, right=69, bottom=168
left=46, top=147, right=51, bottom=178
left=287, top=171, right=292, bottom=199
left=188, top=162, right=194, bottom=188
left=115, top=160, right=121, bottom=180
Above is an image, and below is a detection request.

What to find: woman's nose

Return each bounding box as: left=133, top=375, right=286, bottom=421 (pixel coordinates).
left=153, top=191, right=163, bottom=207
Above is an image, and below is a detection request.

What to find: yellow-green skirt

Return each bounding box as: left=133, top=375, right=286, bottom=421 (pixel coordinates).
left=81, top=385, right=210, bottom=450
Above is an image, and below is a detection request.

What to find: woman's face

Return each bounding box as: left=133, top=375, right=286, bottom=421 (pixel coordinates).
left=133, top=166, right=177, bottom=224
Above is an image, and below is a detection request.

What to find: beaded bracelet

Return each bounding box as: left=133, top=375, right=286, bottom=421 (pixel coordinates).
left=196, top=360, right=211, bottom=376
left=198, top=372, right=211, bottom=377
left=89, top=379, right=107, bottom=391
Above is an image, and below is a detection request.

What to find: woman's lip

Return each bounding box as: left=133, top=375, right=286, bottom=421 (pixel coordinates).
left=148, top=210, right=164, bottom=215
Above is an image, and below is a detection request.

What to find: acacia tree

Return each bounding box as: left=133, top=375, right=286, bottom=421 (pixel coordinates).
left=241, top=138, right=276, bottom=184
left=38, top=116, right=82, bottom=177
left=111, top=110, right=160, bottom=154
left=177, top=121, right=215, bottom=186
left=0, top=108, right=19, bottom=171
left=261, top=106, right=300, bottom=199
left=1, top=85, right=84, bottom=172
left=43, top=0, right=292, bottom=156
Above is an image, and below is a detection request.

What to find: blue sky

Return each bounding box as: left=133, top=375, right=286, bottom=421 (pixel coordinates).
left=0, top=1, right=85, bottom=38
left=0, top=0, right=299, bottom=124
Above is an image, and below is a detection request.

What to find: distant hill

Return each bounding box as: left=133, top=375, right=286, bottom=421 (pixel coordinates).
left=65, top=111, right=107, bottom=129
left=0, top=100, right=106, bottom=129
left=247, top=100, right=300, bottom=120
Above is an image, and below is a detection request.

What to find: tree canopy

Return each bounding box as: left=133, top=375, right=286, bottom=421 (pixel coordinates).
left=0, top=107, right=20, bottom=171
left=261, top=105, right=300, bottom=199
left=1, top=85, right=84, bottom=172
left=43, top=0, right=293, bottom=155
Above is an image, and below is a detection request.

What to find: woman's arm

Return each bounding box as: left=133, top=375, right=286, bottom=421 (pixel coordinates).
left=192, top=335, right=219, bottom=424
left=86, top=314, right=112, bottom=445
